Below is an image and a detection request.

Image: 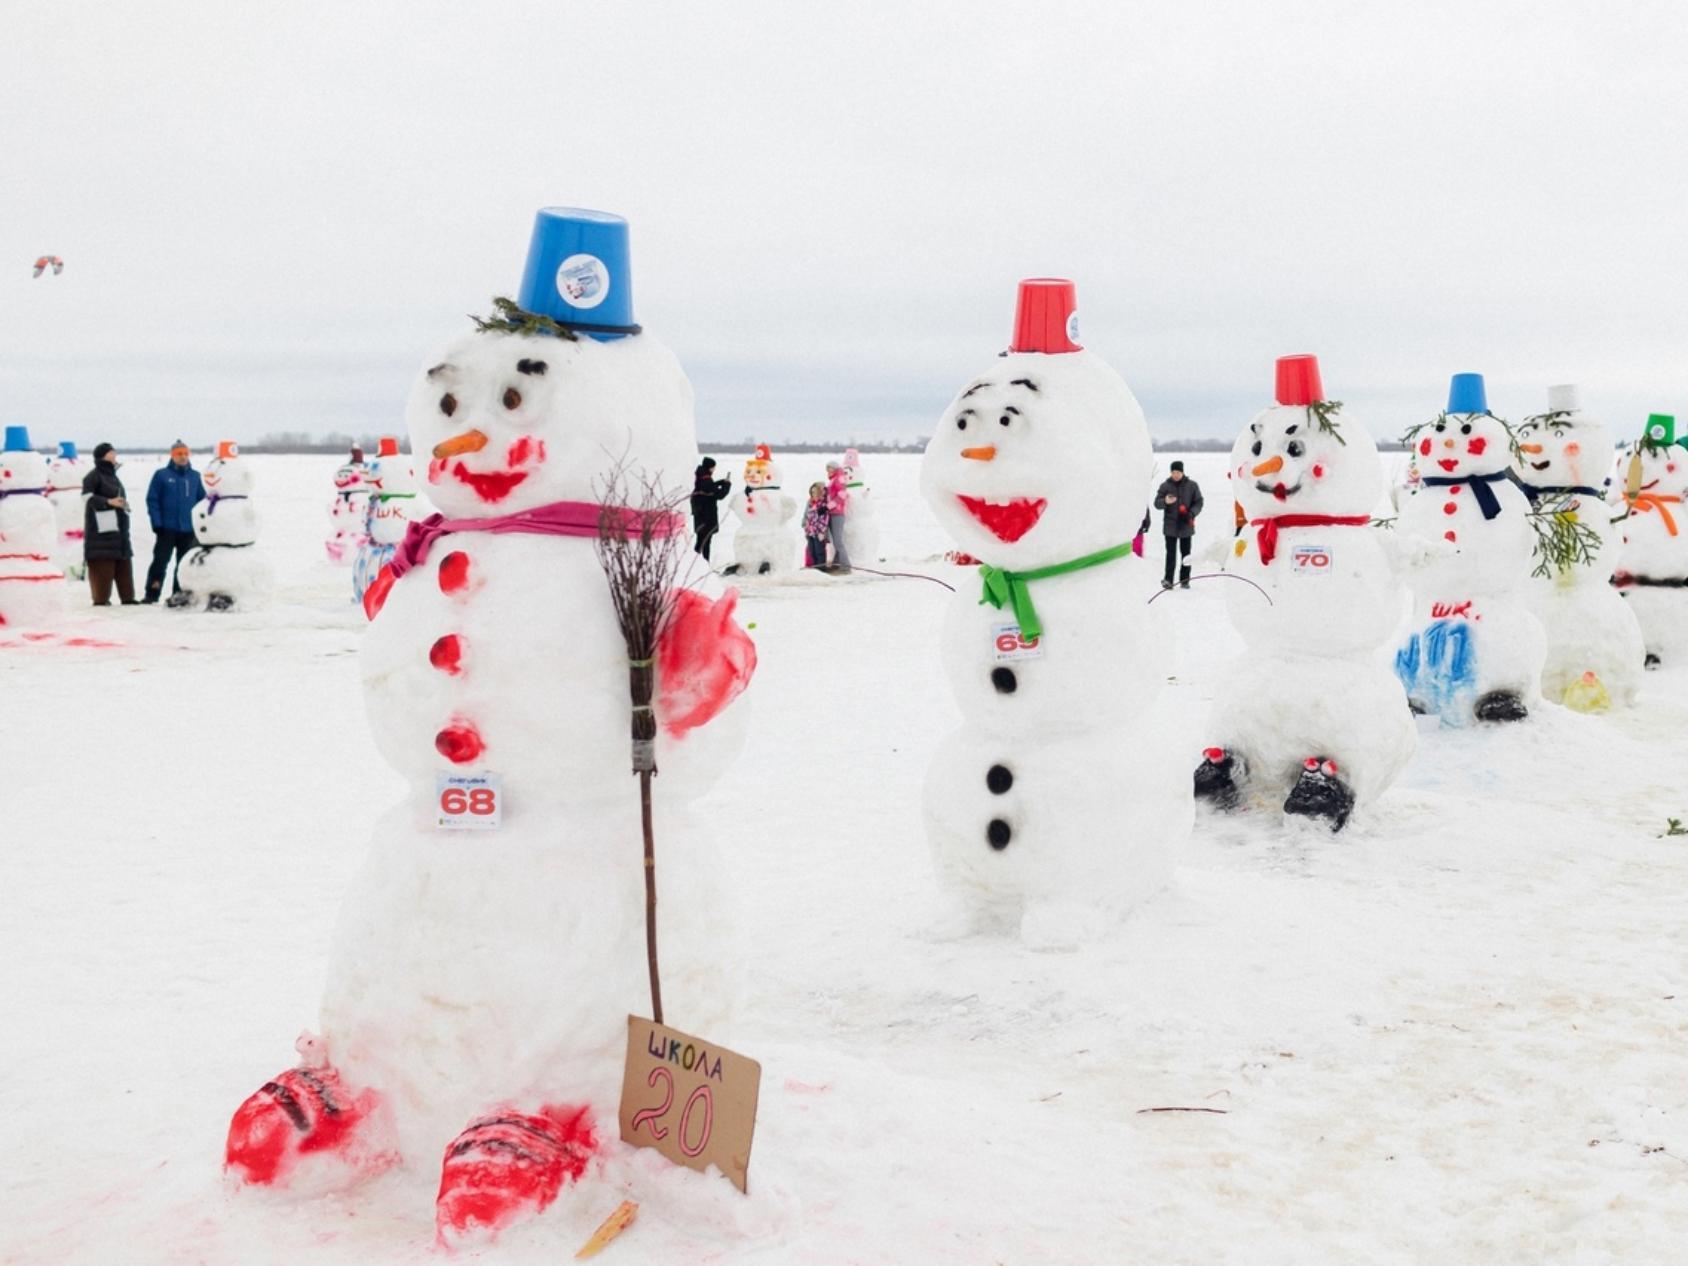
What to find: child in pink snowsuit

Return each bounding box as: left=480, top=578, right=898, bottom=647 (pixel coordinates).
left=825, top=461, right=852, bottom=572
left=803, top=482, right=830, bottom=568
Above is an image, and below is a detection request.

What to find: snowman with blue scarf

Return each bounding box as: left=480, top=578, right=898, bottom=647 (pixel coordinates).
left=1393, top=373, right=1546, bottom=724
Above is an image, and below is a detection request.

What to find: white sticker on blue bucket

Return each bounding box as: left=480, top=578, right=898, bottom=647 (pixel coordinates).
left=556, top=254, right=610, bottom=310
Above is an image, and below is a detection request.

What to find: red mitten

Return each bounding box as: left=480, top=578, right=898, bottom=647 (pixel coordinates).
left=361, top=563, right=397, bottom=621
left=657, top=587, right=757, bottom=737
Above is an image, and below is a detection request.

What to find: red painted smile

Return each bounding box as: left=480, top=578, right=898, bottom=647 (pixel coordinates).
left=958, top=495, right=1047, bottom=543
left=1437, top=458, right=1460, bottom=472
left=451, top=462, right=528, bottom=503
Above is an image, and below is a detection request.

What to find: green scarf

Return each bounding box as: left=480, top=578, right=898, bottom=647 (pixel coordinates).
left=977, top=541, right=1134, bottom=641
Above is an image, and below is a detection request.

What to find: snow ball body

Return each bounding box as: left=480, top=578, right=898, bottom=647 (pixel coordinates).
left=45, top=451, right=85, bottom=571
left=919, top=350, right=1189, bottom=934
left=1513, top=393, right=1642, bottom=707
left=1394, top=410, right=1546, bottom=723
left=0, top=448, right=66, bottom=625
left=1615, top=440, right=1688, bottom=663
left=726, top=455, right=798, bottom=574
left=326, top=462, right=370, bottom=564
left=1214, top=404, right=1414, bottom=807
left=323, top=327, right=748, bottom=1160
left=175, top=453, right=272, bottom=610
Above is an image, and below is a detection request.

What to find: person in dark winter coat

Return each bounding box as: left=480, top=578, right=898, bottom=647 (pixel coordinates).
left=82, top=442, right=137, bottom=605
left=1153, top=461, right=1204, bottom=589
left=689, top=457, right=732, bottom=560
left=142, top=440, right=206, bottom=602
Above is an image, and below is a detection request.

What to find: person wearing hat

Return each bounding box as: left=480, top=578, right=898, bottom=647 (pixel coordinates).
left=1153, top=460, right=1204, bottom=590
left=690, top=456, right=732, bottom=560
left=142, top=439, right=206, bottom=603
left=82, top=442, right=137, bottom=605
left=823, top=460, right=853, bottom=573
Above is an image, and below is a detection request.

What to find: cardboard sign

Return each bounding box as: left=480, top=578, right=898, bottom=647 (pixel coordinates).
left=434, top=772, right=502, bottom=829
left=991, top=622, right=1043, bottom=661
left=1290, top=544, right=1332, bottom=575
left=619, top=1016, right=761, bottom=1193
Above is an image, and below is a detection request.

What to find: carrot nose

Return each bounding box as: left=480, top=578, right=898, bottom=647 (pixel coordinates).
left=1519, top=442, right=1544, bottom=453
left=1251, top=455, right=1283, bottom=477
left=960, top=446, right=997, bottom=462
left=433, top=429, right=488, bottom=460
left=1443, top=438, right=1457, bottom=449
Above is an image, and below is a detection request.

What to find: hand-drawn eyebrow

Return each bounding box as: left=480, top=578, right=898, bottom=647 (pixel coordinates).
left=516, top=358, right=548, bottom=376
left=961, top=381, right=991, bottom=398
left=1008, top=377, right=1039, bottom=392
left=1002, top=405, right=1021, bottom=415
left=955, top=407, right=978, bottom=420
left=1285, top=424, right=1299, bottom=434
left=426, top=363, right=455, bottom=379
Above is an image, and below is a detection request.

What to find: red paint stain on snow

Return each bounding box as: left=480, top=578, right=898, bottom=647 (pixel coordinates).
left=435, top=720, right=485, bottom=764
left=225, top=1067, right=388, bottom=1188
left=657, top=588, right=757, bottom=737
left=430, top=634, right=464, bottom=675
left=438, top=551, right=471, bottom=595
left=436, top=1105, right=597, bottom=1245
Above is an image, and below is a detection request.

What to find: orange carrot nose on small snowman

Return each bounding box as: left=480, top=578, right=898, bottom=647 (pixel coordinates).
left=433, top=429, right=488, bottom=460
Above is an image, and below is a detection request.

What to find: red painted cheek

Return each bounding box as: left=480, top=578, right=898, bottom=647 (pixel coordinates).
left=428, top=457, right=447, bottom=484
left=435, top=721, right=485, bottom=764
left=1312, top=464, right=1325, bottom=479
left=1466, top=437, right=1488, bottom=456
left=1419, top=438, right=1432, bottom=457
left=430, top=634, right=464, bottom=675
left=438, top=551, right=471, bottom=594
left=507, top=436, right=533, bottom=467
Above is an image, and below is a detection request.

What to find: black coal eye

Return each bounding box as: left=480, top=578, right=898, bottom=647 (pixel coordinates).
left=439, top=393, right=457, bottom=417
left=998, top=414, right=1012, bottom=427
left=1460, top=422, right=1472, bottom=435
left=956, top=417, right=968, bottom=430
left=1287, top=440, right=1305, bottom=457
left=1250, top=440, right=1262, bottom=456
left=1433, top=420, right=1445, bottom=432
left=503, top=387, right=521, bottom=410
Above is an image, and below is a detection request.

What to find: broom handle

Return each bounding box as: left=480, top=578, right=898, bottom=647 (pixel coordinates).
left=641, top=767, right=663, bottom=1025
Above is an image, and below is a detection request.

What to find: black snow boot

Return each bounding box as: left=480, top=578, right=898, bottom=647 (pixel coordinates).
left=1193, top=747, right=1245, bottom=810
left=1179, top=565, right=1192, bottom=589
left=1283, top=758, right=1355, bottom=832
left=165, top=591, right=193, bottom=609
left=757, top=560, right=772, bottom=575
left=206, top=593, right=235, bottom=612
left=1474, top=691, right=1528, bottom=723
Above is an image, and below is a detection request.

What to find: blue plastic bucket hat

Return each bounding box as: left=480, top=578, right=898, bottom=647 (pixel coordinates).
left=58, top=440, right=77, bottom=459
left=1446, top=373, right=1489, bottom=415
left=3, top=425, right=33, bottom=452
left=514, top=207, right=641, bottom=340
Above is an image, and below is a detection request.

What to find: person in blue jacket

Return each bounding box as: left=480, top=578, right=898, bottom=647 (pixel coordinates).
left=143, top=440, right=206, bottom=603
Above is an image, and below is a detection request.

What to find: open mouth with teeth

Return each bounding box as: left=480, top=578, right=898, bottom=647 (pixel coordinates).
left=958, top=495, right=1047, bottom=543
left=1256, top=479, right=1303, bottom=502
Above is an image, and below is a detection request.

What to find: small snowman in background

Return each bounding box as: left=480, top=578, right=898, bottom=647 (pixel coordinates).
left=1393, top=373, right=1546, bottom=725
left=169, top=440, right=271, bottom=612
left=1512, top=384, right=1642, bottom=710
left=325, top=446, right=370, bottom=563
left=353, top=436, right=423, bottom=605
left=838, top=446, right=880, bottom=563
left=724, top=443, right=797, bottom=575
left=920, top=278, right=1190, bottom=942
left=45, top=440, right=86, bottom=580
left=0, top=426, right=67, bottom=627
left=1195, top=355, right=1414, bottom=831
left=1613, top=413, right=1688, bottom=666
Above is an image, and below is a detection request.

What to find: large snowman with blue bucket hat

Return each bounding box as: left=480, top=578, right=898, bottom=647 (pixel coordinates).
left=919, top=278, right=1189, bottom=944
left=1393, top=373, right=1546, bottom=724
left=0, top=426, right=67, bottom=626
left=224, top=209, right=757, bottom=1247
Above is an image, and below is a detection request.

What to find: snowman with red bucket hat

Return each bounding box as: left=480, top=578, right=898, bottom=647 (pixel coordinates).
left=1193, top=355, right=1416, bottom=832
left=919, top=279, right=1190, bottom=942
left=223, top=209, right=756, bottom=1247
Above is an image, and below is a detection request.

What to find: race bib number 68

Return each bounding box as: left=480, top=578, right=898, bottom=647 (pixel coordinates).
left=436, top=773, right=502, bottom=829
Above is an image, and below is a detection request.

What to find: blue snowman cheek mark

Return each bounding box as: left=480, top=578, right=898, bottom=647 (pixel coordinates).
left=1395, top=619, right=1478, bottom=725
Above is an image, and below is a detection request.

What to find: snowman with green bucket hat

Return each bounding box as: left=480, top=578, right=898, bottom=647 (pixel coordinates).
left=1613, top=412, right=1688, bottom=666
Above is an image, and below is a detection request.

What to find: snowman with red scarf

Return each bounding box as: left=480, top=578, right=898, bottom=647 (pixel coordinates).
left=1393, top=373, right=1546, bottom=725
left=224, top=210, right=757, bottom=1247
left=920, top=280, right=1189, bottom=942
left=1194, top=356, right=1414, bottom=831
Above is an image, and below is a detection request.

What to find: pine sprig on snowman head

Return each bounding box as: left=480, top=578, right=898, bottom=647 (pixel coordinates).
left=469, top=296, right=581, bottom=340
left=1401, top=410, right=1522, bottom=460
left=1304, top=399, right=1347, bottom=445
left=1527, top=495, right=1602, bottom=579
left=1522, top=409, right=1575, bottom=430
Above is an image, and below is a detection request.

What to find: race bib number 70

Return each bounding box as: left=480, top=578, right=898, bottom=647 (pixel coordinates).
left=1291, top=545, right=1332, bottom=575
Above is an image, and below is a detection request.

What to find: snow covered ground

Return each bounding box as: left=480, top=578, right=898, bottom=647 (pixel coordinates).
left=4, top=452, right=1686, bottom=1264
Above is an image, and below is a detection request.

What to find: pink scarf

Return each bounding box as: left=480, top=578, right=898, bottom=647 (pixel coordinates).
left=388, top=499, right=685, bottom=579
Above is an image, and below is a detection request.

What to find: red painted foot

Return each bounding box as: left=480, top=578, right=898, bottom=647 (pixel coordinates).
left=657, top=588, right=757, bottom=737
left=435, top=1105, right=598, bottom=1246
left=225, top=1062, right=394, bottom=1192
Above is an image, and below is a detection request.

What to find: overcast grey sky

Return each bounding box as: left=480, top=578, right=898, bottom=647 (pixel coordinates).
left=3, top=0, right=1686, bottom=448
